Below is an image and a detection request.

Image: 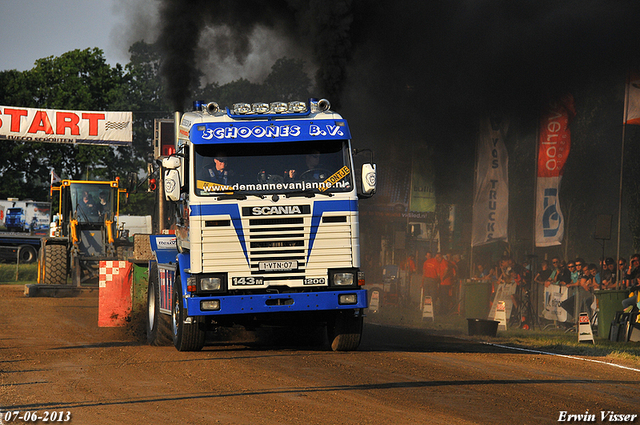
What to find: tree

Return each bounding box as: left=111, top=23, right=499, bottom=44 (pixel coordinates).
left=195, top=57, right=312, bottom=108
left=263, top=57, right=312, bottom=101
left=0, top=48, right=129, bottom=199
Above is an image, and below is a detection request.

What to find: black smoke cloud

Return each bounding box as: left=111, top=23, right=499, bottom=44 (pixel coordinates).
left=156, top=0, right=640, bottom=126
left=155, top=0, right=640, bottom=198
left=157, top=0, right=358, bottom=110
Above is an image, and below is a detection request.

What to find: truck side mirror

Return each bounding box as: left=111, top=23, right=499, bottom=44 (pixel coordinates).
left=360, top=163, right=377, bottom=197
left=162, top=156, right=181, bottom=170
left=164, top=169, right=181, bottom=201
left=162, top=156, right=182, bottom=202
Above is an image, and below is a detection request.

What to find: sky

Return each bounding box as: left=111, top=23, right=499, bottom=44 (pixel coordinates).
left=0, top=0, right=137, bottom=72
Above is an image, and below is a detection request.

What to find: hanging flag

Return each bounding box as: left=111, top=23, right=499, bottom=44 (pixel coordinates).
left=535, top=94, right=575, bottom=247
left=50, top=169, right=62, bottom=185
left=472, top=115, right=509, bottom=247
left=409, top=151, right=436, bottom=213
left=624, top=71, right=640, bottom=125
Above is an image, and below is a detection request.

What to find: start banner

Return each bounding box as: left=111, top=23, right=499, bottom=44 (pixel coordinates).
left=0, top=105, right=132, bottom=145
left=535, top=94, right=575, bottom=247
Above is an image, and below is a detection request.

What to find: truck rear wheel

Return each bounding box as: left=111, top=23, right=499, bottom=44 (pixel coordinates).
left=172, top=274, right=205, bottom=351
left=18, top=245, right=37, bottom=263
left=327, top=310, right=363, bottom=351
left=42, top=244, right=68, bottom=285
left=146, top=264, right=172, bottom=346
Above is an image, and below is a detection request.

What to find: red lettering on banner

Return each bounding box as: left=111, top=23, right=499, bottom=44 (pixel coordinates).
left=537, top=95, right=576, bottom=178
left=56, top=112, right=80, bottom=135
left=28, top=111, right=54, bottom=134
left=4, top=108, right=28, bottom=132
left=82, top=113, right=105, bottom=136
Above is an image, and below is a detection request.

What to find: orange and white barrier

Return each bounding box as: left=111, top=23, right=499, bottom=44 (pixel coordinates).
left=422, top=296, right=434, bottom=321
left=495, top=301, right=507, bottom=331
left=578, top=312, right=595, bottom=344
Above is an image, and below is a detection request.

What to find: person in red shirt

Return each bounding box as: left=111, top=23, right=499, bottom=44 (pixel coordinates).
left=422, top=252, right=440, bottom=298
left=401, top=255, right=416, bottom=274
left=438, top=253, right=455, bottom=314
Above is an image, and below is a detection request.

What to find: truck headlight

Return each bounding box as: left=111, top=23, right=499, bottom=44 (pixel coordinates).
left=201, top=300, right=220, bottom=311
left=197, top=274, right=227, bottom=293
left=338, top=293, right=358, bottom=305
left=200, top=277, right=222, bottom=291
left=331, top=271, right=355, bottom=286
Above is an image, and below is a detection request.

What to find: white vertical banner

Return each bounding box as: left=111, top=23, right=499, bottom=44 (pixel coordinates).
left=472, top=116, right=509, bottom=247
left=535, top=95, right=575, bottom=247
left=535, top=176, right=564, bottom=247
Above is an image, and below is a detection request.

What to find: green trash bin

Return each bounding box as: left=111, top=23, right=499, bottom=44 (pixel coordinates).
left=594, top=289, right=629, bottom=339
left=464, top=280, right=493, bottom=319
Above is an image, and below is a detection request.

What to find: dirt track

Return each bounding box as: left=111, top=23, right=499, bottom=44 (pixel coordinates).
left=1, top=285, right=639, bottom=425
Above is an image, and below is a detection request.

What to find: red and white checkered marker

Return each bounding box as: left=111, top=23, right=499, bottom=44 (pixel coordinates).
left=98, top=260, right=132, bottom=327
left=99, top=261, right=127, bottom=288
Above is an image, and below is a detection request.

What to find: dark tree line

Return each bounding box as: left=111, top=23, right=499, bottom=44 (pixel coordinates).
left=0, top=43, right=312, bottom=214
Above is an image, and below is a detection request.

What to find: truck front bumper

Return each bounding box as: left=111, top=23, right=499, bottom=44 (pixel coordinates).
left=185, top=289, right=367, bottom=316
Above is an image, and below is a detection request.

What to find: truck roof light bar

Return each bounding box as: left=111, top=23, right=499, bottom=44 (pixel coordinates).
left=224, top=99, right=323, bottom=119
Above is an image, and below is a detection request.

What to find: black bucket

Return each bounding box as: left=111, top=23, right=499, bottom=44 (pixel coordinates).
left=467, top=318, right=499, bottom=337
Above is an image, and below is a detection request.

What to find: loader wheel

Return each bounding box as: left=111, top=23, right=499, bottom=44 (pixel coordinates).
left=42, top=244, right=68, bottom=285
left=327, top=310, right=363, bottom=351
left=146, top=263, right=172, bottom=346
left=171, top=273, right=205, bottom=351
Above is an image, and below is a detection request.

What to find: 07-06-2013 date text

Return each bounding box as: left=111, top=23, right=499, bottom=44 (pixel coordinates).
left=2, top=411, right=71, bottom=422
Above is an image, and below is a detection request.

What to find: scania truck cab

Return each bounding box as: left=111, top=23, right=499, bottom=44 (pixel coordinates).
left=147, top=99, right=376, bottom=351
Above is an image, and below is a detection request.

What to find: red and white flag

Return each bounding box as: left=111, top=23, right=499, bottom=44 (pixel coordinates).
left=535, top=94, right=575, bottom=247
left=625, top=71, right=640, bottom=125
left=50, top=169, right=62, bottom=185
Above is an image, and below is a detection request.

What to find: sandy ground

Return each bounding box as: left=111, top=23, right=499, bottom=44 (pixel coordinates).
left=0, top=285, right=638, bottom=425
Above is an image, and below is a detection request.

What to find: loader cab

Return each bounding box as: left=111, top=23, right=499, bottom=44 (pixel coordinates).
left=70, top=184, right=114, bottom=224
left=44, top=178, right=130, bottom=286
left=50, top=179, right=125, bottom=244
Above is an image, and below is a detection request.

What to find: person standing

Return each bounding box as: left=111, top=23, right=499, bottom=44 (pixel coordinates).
left=438, top=253, right=454, bottom=315
left=422, top=252, right=440, bottom=298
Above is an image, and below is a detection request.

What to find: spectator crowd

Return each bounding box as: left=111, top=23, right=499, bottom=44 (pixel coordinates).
left=412, top=251, right=640, bottom=327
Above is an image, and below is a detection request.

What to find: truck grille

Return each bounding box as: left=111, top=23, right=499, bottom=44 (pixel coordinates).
left=248, top=217, right=305, bottom=282
left=199, top=211, right=354, bottom=287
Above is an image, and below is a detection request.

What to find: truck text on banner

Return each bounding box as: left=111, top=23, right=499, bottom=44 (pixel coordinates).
left=472, top=115, right=509, bottom=247
left=535, top=94, right=575, bottom=247
left=0, top=105, right=132, bottom=145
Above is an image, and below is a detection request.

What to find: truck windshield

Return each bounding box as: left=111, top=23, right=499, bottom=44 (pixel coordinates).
left=70, top=184, right=113, bottom=223
left=194, top=140, right=353, bottom=197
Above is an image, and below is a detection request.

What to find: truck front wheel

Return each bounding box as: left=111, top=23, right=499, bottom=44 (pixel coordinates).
left=171, top=274, right=206, bottom=351
left=146, top=263, right=172, bottom=346
left=327, top=310, right=363, bottom=351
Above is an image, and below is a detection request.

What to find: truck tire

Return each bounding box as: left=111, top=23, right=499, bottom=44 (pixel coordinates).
left=327, top=310, right=363, bottom=351
left=43, top=244, right=68, bottom=285
left=18, top=245, right=37, bottom=263
left=146, top=264, right=172, bottom=346
left=171, top=274, right=205, bottom=351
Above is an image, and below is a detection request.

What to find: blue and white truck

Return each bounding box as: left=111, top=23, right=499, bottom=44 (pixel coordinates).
left=0, top=199, right=51, bottom=263
left=146, top=98, right=377, bottom=351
